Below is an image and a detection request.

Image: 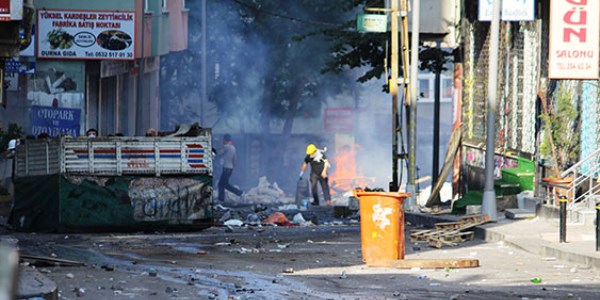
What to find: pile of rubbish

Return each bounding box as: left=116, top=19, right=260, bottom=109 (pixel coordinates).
left=216, top=204, right=317, bottom=228
left=221, top=177, right=293, bottom=206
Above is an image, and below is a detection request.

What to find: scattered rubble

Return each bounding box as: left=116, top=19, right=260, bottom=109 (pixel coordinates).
left=223, top=219, right=244, bottom=227
left=221, top=176, right=292, bottom=205
left=262, top=212, right=293, bottom=226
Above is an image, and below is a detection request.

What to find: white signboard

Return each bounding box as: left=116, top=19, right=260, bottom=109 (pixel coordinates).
left=37, top=10, right=135, bottom=60
left=478, top=0, right=535, bottom=21
left=549, top=0, right=599, bottom=79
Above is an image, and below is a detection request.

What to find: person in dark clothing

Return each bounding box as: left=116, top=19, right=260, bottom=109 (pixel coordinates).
left=299, top=143, right=331, bottom=206
left=217, top=134, right=243, bottom=202
left=86, top=128, right=98, bottom=138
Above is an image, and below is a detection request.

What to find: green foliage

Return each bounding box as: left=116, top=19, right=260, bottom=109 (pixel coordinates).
left=419, top=46, right=454, bottom=73
left=539, top=84, right=579, bottom=171
left=0, top=123, right=23, bottom=152
left=303, top=1, right=455, bottom=83
left=297, top=0, right=388, bottom=83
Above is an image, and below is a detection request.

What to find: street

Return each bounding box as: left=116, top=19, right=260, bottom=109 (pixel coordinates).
left=7, top=218, right=600, bottom=300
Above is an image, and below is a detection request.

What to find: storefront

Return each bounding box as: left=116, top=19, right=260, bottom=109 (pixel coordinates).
left=1, top=0, right=185, bottom=137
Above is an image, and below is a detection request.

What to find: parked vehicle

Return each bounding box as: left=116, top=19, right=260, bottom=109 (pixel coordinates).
left=9, top=127, right=213, bottom=232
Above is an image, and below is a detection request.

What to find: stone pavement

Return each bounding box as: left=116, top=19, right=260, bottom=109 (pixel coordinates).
left=406, top=207, right=600, bottom=271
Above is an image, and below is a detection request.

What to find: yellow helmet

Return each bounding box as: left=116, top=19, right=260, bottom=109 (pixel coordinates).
left=306, top=144, right=317, bottom=155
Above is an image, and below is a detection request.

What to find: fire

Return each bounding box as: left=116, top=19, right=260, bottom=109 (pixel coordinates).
left=328, top=144, right=374, bottom=195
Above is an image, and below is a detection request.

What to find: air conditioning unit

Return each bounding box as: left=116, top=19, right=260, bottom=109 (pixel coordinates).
left=385, top=0, right=460, bottom=48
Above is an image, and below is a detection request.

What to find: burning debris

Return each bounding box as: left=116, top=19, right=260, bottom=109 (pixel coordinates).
left=328, top=144, right=375, bottom=196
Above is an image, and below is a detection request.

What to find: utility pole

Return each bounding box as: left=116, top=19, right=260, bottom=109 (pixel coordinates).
left=482, top=0, right=502, bottom=221
left=389, top=0, right=400, bottom=192
left=136, top=3, right=146, bottom=136
left=201, top=0, right=207, bottom=126
left=405, top=0, right=419, bottom=208
left=432, top=40, right=441, bottom=205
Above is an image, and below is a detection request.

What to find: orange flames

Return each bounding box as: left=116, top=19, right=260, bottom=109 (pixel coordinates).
left=328, top=144, right=375, bottom=195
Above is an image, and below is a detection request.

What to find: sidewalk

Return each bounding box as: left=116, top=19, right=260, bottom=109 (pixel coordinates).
left=406, top=209, right=600, bottom=270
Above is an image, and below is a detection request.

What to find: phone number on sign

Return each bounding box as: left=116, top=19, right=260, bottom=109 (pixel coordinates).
left=83, top=51, right=133, bottom=58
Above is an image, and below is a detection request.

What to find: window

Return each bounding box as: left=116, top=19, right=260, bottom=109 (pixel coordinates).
left=442, top=78, right=453, bottom=99
left=417, top=74, right=453, bottom=103
left=418, top=78, right=431, bottom=100
left=162, top=0, right=168, bottom=12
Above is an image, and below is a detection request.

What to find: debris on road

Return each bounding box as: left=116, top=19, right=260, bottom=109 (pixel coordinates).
left=262, top=212, right=293, bottom=226
left=224, top=219, right=244, bottom=227
left=223, top=177, right=291, bottom=205
left=409, top=214, right=488, bottom=248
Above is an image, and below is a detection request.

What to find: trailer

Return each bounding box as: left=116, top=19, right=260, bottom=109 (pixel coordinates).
left=8, top=128, right=213, bottom=232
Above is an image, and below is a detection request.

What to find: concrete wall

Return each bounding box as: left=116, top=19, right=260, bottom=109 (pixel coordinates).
left=151, top=12, right=170, bottom=56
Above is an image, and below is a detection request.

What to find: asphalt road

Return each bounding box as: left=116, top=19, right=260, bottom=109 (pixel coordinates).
left=8, top=222, right=600, bottom=300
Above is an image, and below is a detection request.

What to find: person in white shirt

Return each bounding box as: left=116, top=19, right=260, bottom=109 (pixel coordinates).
left=218, top=134, right=243, bottom=202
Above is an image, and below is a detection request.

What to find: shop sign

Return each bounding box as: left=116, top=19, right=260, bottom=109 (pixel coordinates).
left=357, top=14, right=387, bottom=33
left=1, top=0, right=23, bottom=21
left=30, top=105, right=81, bottom=137
left=478, top=0, right=534, bottom=21
left=37, top=10, right=135, bottom=60
left=0, top=0, right=9, bottom=21
left=324, top=107, right=354, bottom=133
left=549, top=0, right=599, bottom=79
left=4, top=58, right=35, bottom=74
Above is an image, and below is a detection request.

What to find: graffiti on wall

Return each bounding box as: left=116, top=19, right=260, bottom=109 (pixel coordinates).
left=465, top=147, right=517, bottom=179
left=129, top=178, right=211, bottom=223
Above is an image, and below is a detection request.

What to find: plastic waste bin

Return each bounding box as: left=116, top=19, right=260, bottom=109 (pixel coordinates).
left=353, top=190, right=411, bottom=266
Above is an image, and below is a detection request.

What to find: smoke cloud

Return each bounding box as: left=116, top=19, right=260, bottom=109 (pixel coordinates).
left=160, top=1, right=454, bottom=197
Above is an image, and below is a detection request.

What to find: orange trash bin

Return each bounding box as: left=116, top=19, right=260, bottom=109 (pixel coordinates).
left=353, top=190, right=410, bottom=266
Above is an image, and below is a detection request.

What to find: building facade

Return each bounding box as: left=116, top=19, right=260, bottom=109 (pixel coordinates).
left=1, top=0, right=188, bottom=137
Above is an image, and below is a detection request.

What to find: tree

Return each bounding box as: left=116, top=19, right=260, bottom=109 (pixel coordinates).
left=539, top=83, right=580, bottom=173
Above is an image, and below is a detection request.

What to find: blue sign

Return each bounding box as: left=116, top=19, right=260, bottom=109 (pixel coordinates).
left=4, top=59, right=35, bottom=74
left=30, top=105, right=81, bottom=137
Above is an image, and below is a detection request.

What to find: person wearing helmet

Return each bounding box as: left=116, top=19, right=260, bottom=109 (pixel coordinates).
left=299, top=144, right=331, bottom=206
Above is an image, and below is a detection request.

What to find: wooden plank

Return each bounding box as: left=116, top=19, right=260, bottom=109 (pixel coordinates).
left=434, top=221, right=462, bottom=230
left=430, top=208, right=452, bottom=215
left=426, top=124, right=462, bottom=207
left=386, top=258, right=479, bottom=269
left=20, top=254, right=85, bottom=267
left=429, top=238, right=457, bottom=248
left=411, top=214, right=488, bottom=248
